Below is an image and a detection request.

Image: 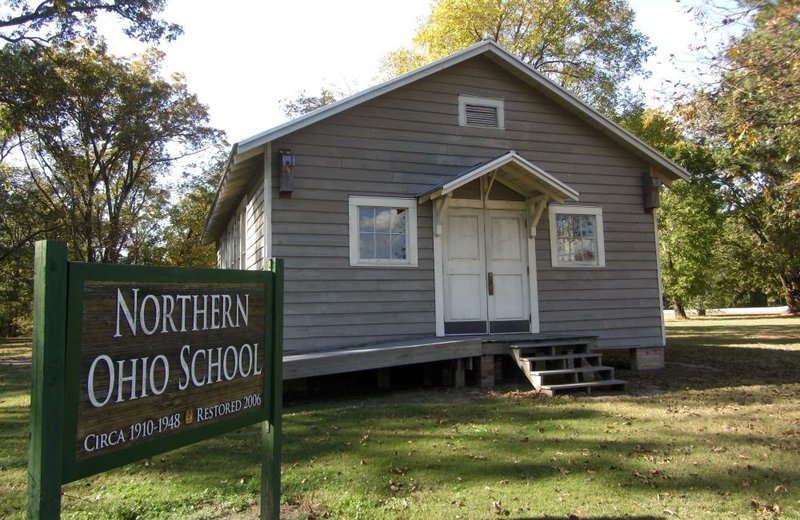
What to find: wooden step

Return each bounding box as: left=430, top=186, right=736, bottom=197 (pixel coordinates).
left=540, top=379, right=627, bottom=394
left=529, top=365, right=614, bottom=377
left=529, top=366, right=616, bottom=390
left=518, top=352, right=601, bottom=363
left=511, top=341, right=595, bottom=358
left=512, top=336, right=597, bottom=348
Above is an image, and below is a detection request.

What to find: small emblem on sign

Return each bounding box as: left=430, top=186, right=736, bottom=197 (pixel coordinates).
left=185, top=409, right=193, bottom=425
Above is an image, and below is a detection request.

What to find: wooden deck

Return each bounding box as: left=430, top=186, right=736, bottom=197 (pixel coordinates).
left=282, top=334, right=596, bottom=380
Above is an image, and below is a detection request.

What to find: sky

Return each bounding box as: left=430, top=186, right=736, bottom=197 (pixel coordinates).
left=104, top=0, right=735, bottom=145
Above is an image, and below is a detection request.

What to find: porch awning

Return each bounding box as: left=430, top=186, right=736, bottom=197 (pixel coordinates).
left=417, top=151, right=579, bottom=204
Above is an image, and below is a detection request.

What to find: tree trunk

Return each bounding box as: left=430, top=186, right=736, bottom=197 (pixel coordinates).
left=785, top=283, right=800, bottom=314
left=780, top=273, right=800, bottom=315
left=672, top=296, right=688, bottom=320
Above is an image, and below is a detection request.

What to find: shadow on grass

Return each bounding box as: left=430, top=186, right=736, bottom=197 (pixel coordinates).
left=3, top=315, right=799, bottom=518
left=602, top=318, right=800, bottom=394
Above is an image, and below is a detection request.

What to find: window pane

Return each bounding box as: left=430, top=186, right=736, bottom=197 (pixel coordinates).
left=373, top=208, right=391, bottom=232
left=557, top=238, right=571, bottom=262
left=391, top=208, right=407, bottom=233
left=574, top=239, right=596, bottom=262
left=556, top=214, right=571, bottom=239
left=359, top=234, right=374, bottom=259
left=375, top=234, right=390, bottom=259
left=577, top=216, right=595, bottom=238
left=391, top=234, right=407, bottom=260
left=359, top=207, right=375, bottom=233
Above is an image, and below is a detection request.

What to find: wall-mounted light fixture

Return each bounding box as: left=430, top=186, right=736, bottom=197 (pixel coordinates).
left=279, top=149, right=295, bottom=194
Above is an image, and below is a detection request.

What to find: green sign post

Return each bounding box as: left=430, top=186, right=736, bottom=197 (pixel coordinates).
left=28, top=240, right=283, bottom=519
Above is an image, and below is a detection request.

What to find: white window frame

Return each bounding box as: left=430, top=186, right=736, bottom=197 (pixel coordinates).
left=548, top=205, right=606, bottom=268
left=348, top=196, right=418, bottom=267
left=458, top=95, right=505, bottom=129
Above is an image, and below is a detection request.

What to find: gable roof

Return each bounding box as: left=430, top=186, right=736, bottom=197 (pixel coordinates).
left=203, top=40, right=690, bottom=245
left=236, top=40, right=689, bottom=181
left=418, top=151, right=580, bottom=204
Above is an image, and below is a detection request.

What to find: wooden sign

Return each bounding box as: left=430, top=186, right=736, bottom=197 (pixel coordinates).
left=67, top=279, right=270, bottom=472
left=28, top=241, right=284, bottom=520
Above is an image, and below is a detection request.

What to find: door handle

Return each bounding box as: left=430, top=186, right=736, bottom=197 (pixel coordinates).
left=488, top=272, right=494, bottom=296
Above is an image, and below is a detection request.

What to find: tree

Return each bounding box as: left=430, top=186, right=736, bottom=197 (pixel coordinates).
left=0, top=0, right=181, bottom=44
left=279, top=87, right=341, bottom=119
left=380, top=0, right=653, bottom=114
left=681, top=0, right=800, bottom=313
left=0, top=40, right=221, bottom=263
left=0, top=165, right=61, bottom=335
left=618, top=108, right=728, bottom=318
left=159, top=149, right=226, bottom=268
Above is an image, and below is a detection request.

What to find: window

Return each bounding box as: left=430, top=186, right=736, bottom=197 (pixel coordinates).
left=349, top=196, right=418, bottom=267
left=458, top=95, right=504, bottom=129
left=222, top=199, right=247, bottom=269
left=548, top=205, right=605, bottom=267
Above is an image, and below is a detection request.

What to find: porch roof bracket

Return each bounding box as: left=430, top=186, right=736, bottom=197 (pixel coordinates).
left=528, top=195, right=549, bottom=238
left=485, top=170, right=498, bottom=205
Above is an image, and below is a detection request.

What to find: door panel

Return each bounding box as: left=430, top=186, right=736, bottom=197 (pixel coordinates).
left=486, top=211, right=530, bottom=332
left=448, top=274, right=483, bottom=320
left=489, top=217, right=522, bottom=260
left=493, top=274, right=525, bottom=317
left=443, top=210, right=487, bottom=333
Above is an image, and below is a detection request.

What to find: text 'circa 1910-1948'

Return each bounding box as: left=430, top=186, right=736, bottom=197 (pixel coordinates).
left=75, top=282, right=268, bottom=460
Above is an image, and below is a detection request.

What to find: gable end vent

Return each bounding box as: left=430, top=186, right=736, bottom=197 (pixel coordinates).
left=459, top=95, right=504, bottom=129
left=465, top=104, right=499, bottom=127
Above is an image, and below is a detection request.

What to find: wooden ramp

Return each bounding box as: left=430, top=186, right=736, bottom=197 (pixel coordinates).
left=510, top=337, right=625, bottom=396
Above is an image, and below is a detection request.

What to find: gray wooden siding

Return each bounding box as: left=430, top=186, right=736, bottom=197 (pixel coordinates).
left=261, top=55, right=662, bottom=353
left=245, top=176, right=265, bottom=270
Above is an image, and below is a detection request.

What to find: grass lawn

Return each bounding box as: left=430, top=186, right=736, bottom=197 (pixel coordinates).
left=1, top=315, right=799, bottom=519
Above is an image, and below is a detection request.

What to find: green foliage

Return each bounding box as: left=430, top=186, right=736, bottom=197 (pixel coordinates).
left=380, top=0, right=653, bottom=114
left=159, top=149, right=227, bottom=268
left=0, top=166, right=61, bottom=335
left=618, top=109, right=730, bottom=312
left=0, top=0, right=181, bottom=44
left=279, top=87, right=340, bottom=119
left=0, top=40, right=221, bottom=263
left=682, top=0, right=800, bottom=312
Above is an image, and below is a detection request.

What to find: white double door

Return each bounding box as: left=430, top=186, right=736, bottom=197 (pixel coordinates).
left=443, top=208, right=531, bottom=335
